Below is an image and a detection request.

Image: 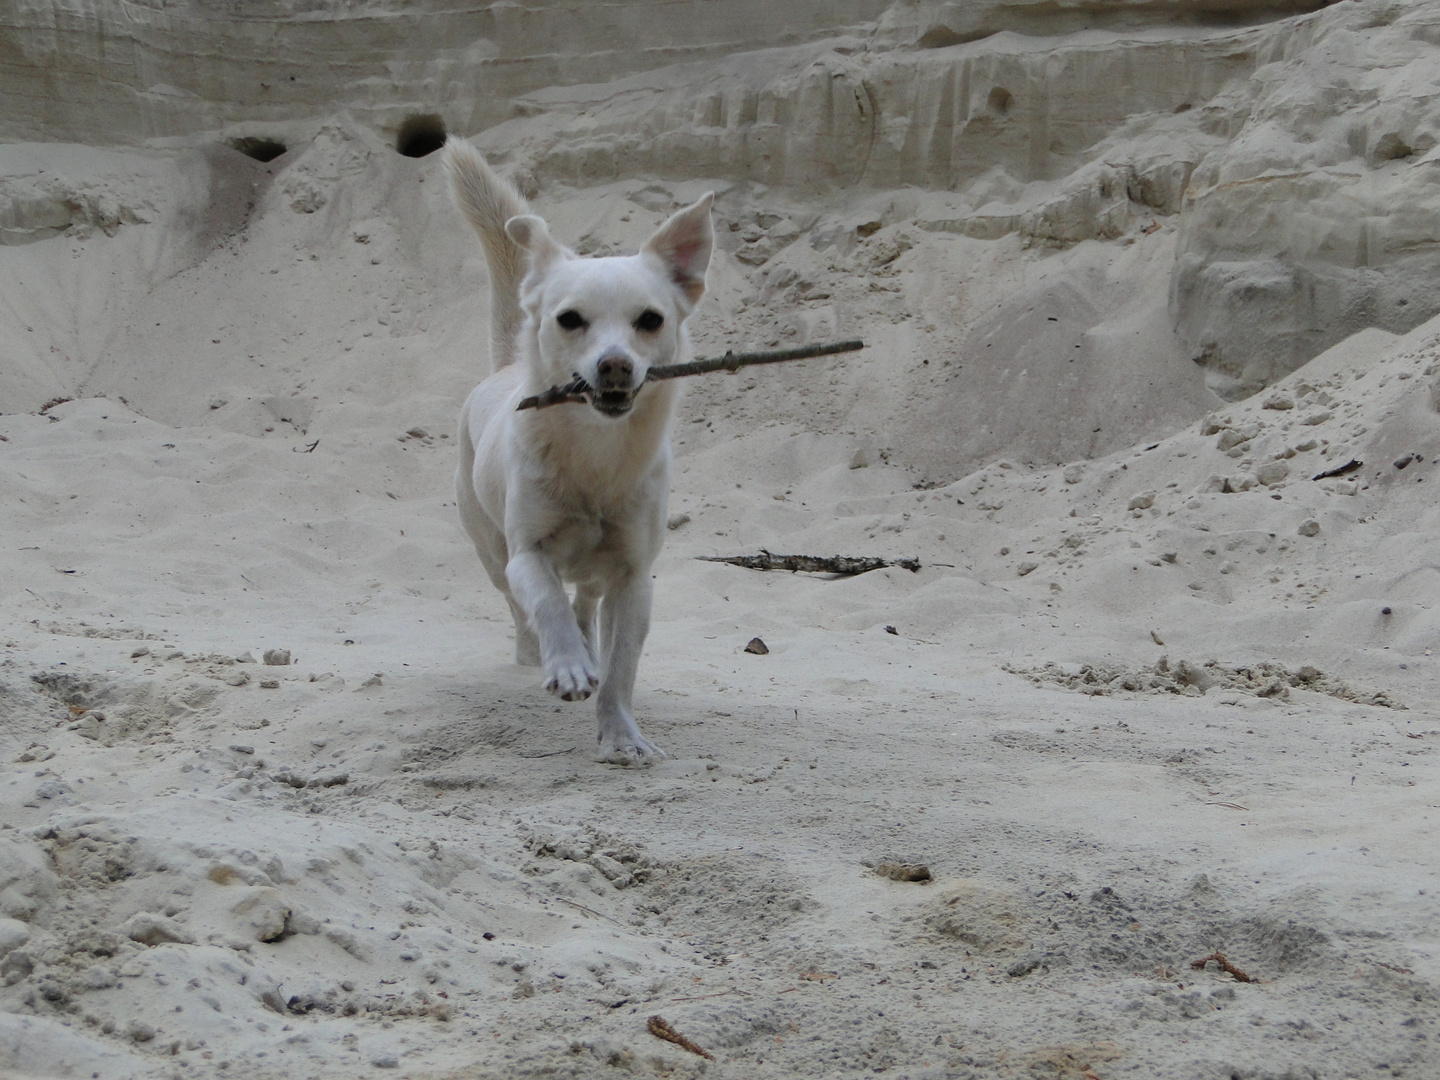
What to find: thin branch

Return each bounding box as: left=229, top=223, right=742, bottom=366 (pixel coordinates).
left=669, top=987, right=749, bottom=1003
left=516, top=339, right=865, bottom=410
left=514, top=745, right=577, bottom=758
left=555, top=898, right=616, bottom=923
left=648, top=338, right=865, bottom=381
left=517, top=375, right=590, bottom=411
left=697, top=552, right=920, bottom=575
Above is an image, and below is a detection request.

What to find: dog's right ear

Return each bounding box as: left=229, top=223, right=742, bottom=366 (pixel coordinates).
left=505, top=214, right=569, bottom=275
left=642, top=193, right=714, bottom=307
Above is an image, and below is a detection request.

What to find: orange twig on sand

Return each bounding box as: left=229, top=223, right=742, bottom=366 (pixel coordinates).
left=1189, top=951, right=1253, bottom=982
left=647, top=1016, right=715, bottom=1060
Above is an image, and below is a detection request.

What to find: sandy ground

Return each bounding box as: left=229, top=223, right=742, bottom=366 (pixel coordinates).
left=3, top=106, right=1440, bottom=1080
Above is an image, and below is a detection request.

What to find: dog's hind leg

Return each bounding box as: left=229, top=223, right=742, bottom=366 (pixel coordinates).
left=593, top=573, right=664, bottom=764
left=456, top=438, right=540, bottom=666
left=474, top=545, right=540, bottom=667
left=505, top=595, right=542, bottom=667
left=573, top=583, right=601, bottom=665
left=506, top=551, right=599, bottom=701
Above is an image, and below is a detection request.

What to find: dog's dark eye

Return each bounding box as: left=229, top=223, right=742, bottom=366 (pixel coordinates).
left=556, top=310, right=587, bottom=331
left=633, top=309, right=664, bottom=333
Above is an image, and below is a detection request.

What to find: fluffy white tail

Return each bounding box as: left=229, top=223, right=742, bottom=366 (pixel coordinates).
left=443, top=139, right=530, bottom=370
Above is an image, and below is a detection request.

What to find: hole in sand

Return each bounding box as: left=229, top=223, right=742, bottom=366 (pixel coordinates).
left=917, top=25, right=966, bottom=49
left=228, top=137, right=288, bottom=163
left=396, top=114, right=447, bottom=158
left=986, top=87, right=1013, bottom=117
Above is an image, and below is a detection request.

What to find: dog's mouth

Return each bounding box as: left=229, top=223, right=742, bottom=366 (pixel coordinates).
left=588, top=388, right=638, bottom=418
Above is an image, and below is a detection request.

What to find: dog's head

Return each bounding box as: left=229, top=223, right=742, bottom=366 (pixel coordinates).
left=507, top=194, right=714, bottom=419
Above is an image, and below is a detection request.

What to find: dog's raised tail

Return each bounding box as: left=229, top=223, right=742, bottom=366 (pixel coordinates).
left=443, top=138, right=530, bottom=370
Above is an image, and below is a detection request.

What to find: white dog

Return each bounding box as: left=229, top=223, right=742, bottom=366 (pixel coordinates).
left=442, top=140, right=713, bottom=764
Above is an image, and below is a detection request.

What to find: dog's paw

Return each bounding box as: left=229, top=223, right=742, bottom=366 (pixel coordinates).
left=595, top=729, right=666, bottom=766
left=544, top=656, right=599, bottom=701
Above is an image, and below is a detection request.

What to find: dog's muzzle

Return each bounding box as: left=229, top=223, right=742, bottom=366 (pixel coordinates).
left=589, top=352, right=640, bottom=417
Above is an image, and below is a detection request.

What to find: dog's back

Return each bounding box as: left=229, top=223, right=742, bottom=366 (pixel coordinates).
left=442, top=140, right=529, bottom=371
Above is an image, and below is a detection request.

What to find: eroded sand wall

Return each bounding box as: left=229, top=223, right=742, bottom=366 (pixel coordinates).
left=478, top=2, right=1440, bottom=400
left=5, top=0, right=1440, bottom=443
left=0, top=0, right=892, bottom=145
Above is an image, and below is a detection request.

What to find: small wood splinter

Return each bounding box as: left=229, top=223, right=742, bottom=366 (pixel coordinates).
left=517, top=339, right=865, bottom=411
left=647, top=1015, right=715, bottom=1060
left=1189, top=951, right=1253, bottom=982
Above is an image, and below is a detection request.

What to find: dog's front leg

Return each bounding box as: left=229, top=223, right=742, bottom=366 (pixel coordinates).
left=505, top=551, right=599, bottom=701
left=594, top=572, right=664, bottom=764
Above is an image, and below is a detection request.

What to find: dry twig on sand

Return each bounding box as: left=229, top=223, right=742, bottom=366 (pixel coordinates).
left=556, top=897, right=615, bottom=923
left=1312, top=458, right=1363, bottom=481
left=698, top=552, right=920, bottom=575
left=1189, top=951, right=1253, bottom=982
left=1375, top=961, right=1415, bottom=975
left=647, top=1016, right=715, bottom=1059
left=669, top=987, right=748, bottom=1003
left=516, top=339, right=865, bottom=410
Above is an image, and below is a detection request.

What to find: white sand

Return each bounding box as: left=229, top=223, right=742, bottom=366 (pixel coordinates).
left=3, top=4, right=1440, bottom=1078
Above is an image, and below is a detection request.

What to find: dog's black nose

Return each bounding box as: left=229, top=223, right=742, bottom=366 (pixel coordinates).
left=596, top=354, right=634, bottom=388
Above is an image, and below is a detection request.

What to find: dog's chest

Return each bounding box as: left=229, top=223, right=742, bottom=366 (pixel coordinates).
left=539, top=511, right=640, bottom=584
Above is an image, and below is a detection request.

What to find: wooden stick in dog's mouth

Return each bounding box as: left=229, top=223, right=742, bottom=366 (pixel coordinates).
left=516, top=338, right=866, bottom=411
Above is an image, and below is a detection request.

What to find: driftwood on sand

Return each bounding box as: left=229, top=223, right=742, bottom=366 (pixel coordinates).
left=697, top=553, right=921, bottom=575
left=516, top=339, right=865, bottom=410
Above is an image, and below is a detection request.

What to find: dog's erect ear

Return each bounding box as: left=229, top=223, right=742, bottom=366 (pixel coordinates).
left=641, top=193, right=714, bottom=306
left=505, top=214, right=569, bottom=275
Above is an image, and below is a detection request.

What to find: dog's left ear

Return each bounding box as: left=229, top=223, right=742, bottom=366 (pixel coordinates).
left=506, top=214, right=570, bottom=276
left=642, top=193, right=714, bottom=307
